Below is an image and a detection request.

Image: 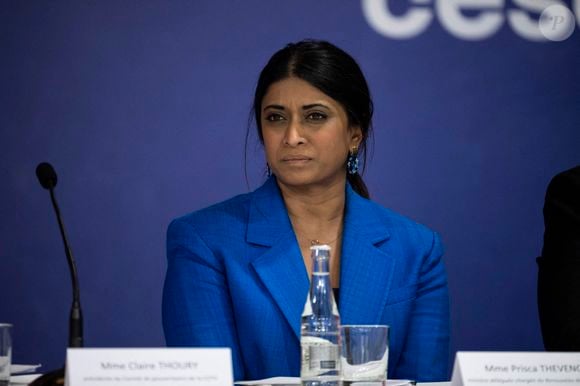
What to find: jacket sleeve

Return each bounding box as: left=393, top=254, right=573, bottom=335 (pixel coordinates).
left=162, top=217, right=245, bottom=380
left=395, top=231, right=450, bottom=382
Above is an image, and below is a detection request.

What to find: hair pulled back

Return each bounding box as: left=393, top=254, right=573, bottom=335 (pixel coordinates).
left=252, top=39, right=373, bottom=198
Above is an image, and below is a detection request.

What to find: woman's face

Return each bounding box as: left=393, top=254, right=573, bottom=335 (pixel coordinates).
left=261, top=77, right=362, bottom=190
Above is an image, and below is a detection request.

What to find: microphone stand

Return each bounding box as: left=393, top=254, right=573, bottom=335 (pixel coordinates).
left=31, top=169, right=83, bottom=386
left=49, top=186, right=83, bottom=348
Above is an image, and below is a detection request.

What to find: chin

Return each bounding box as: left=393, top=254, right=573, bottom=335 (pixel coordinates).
left=275, top=172, right=343, bottom=190
left=274, top=172, right=317, bottom=188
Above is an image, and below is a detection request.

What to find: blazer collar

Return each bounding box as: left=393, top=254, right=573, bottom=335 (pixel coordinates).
left=339, top=184, right=395, bottom=324
left=248, top=177, right=395, bottom=339
left=246, top=177, right=391, bottom=244
left=247, top=178, right=307, bottom=341
left=246, top=177, right=292, bottom=246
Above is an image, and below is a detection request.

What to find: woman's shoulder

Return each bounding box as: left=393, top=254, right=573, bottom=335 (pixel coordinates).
left=166, top=179, right=284, bottom=253
left=169, top=190, right=254, bottom=234
left=349, top=191, right=441, bottom=254
left=375, top=201, right=433, bottom=233
left=350, top=189, right=436, bottom=235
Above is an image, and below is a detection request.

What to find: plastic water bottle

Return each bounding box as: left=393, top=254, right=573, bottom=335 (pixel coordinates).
left=301, top=244, right=341, bottom=386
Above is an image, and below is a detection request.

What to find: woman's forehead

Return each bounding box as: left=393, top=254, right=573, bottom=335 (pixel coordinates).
left=262, top=77, right=340, bottom=109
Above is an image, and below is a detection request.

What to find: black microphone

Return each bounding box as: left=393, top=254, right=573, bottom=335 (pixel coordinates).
left=35, top=162, right=83, bottom=348
left=36, top=162, right=58, bottom=190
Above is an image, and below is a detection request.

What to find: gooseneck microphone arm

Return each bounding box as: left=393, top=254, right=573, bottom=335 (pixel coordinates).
left=49, top=187, right=83, bottom=347
left=36, top=162, right=83, bottom=348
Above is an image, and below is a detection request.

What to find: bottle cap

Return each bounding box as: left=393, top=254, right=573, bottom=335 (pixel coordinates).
left=309, top=244, right=331, bottom=251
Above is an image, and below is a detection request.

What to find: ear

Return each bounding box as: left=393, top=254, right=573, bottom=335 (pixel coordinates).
left=349, top=126, right=363, bottom=148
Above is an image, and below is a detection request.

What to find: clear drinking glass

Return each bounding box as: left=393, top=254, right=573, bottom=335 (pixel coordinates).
left=0, top=324, right=12, bottom=386
left=340, top=325, right=389, bottom=385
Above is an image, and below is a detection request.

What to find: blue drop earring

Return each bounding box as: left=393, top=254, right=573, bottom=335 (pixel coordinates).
left=347, top=147, right=359, bottom=175
left=266, top=164, right=272, bottom=178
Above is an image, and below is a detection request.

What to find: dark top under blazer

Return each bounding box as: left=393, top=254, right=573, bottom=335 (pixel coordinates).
left=162, top=177, right=450, bottom=381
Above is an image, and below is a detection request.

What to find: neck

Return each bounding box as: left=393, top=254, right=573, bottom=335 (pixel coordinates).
left=277, top=177, right=347, bottom=244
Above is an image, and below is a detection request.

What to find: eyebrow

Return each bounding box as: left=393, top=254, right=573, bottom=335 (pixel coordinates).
left=303, top=103, right=329, bottom=110
left=263, top=104, right=285, bottom=112
left=262, top=103, right=330, bottom=112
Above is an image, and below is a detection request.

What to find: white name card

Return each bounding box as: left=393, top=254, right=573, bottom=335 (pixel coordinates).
left=451, top=351, right=580, bottom=386
left=65, top=348, right=232, bottom=386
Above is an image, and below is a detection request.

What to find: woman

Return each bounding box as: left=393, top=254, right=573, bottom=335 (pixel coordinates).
left=162, top=40, right=450, bottom=382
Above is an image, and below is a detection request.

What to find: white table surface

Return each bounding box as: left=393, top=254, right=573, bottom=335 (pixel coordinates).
left=11, top=374, right=451, bottom=386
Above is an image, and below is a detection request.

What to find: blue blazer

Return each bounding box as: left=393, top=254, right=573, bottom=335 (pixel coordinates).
left=162, top=177, right=450, bottom=382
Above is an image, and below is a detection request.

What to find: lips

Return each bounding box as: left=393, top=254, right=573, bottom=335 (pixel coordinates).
left=282, top=155, right=312, bottom=162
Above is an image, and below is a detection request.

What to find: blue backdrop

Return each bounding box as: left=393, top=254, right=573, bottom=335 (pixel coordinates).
left=1, top=0, right=579, bottom=375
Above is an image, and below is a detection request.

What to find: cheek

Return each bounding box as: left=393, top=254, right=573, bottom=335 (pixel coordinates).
left=262, top=135, right=278, bottom=161
left=322, top=134, right=350, bottom=158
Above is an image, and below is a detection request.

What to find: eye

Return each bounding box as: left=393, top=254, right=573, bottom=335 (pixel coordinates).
left=306, top=111, right=327, bottom=121
left=264, top=113, right=285, bottom=122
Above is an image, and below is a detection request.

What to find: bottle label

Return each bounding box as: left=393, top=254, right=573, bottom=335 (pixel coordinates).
left=301, top=338, right=339, bottom=376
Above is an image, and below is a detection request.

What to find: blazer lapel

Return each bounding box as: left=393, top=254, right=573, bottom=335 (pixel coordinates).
left=339, top=185, right=395, bottom=324
left=246, top=179, right=395, bottom=337
left=247, top=178, right=309, bottom=341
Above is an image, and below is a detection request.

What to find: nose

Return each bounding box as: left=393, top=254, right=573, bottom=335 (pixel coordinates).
left=283, top=118, right=305, bottom=147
